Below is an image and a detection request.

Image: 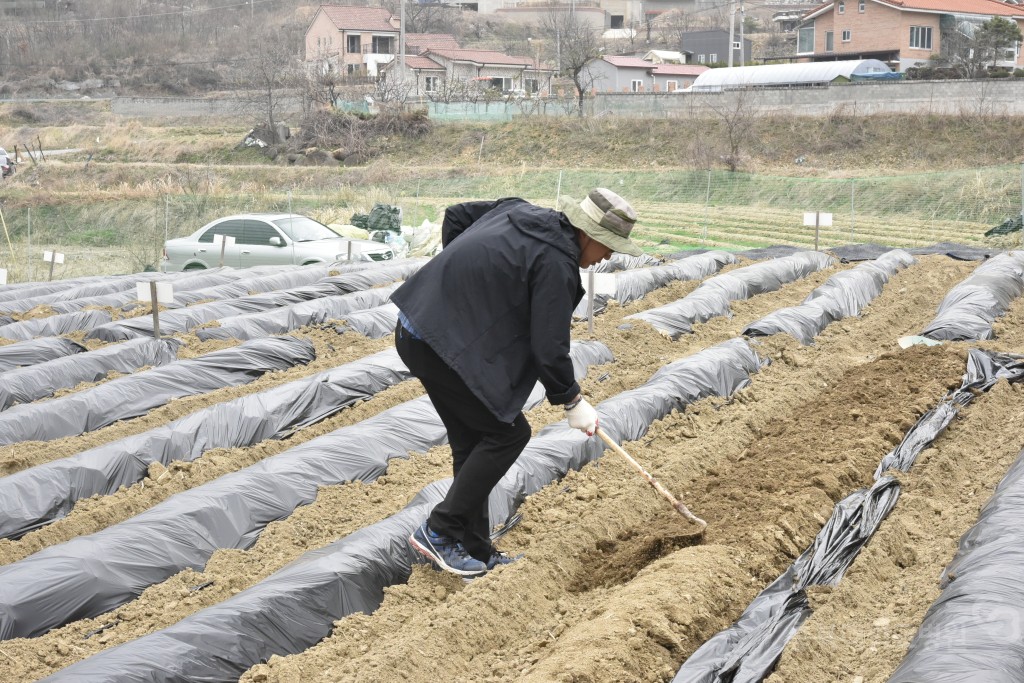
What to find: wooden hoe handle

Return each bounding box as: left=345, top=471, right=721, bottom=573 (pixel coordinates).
left=596, top=428, right=708, bottom=530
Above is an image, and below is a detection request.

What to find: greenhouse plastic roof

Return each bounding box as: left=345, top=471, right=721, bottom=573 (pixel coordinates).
left=690, top=59, right=891, bottom=90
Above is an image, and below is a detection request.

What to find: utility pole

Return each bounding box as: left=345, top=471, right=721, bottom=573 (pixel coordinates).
left=250, top=0, right=253, bottom=22
left=399, top=0, right=406, bottom=79
left=738, top=0, right=745, bottom=65
left=728, top=0, right=736, bottom=67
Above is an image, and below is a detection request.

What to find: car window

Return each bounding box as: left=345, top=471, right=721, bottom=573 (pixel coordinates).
left=273, top=216, right=336, bottom=242
left=240, top=220, right=283, bottom=246
left=198, top=219, right=246, bottom=243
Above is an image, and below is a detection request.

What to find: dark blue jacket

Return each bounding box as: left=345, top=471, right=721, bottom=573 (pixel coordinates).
left=391, top=198, right=584, bottom=423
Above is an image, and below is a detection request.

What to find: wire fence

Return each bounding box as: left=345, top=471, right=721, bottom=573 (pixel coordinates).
left=1, top=164, right=1022, bottom=282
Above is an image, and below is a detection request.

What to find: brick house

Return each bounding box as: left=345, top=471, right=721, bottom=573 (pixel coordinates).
left=381, top=48, right=555, bottom=98
left=588, top=55, right=709, bottom=92
left=304, top=6, right=399, bottom=78
left=798, top=0, right=1024, bottom=71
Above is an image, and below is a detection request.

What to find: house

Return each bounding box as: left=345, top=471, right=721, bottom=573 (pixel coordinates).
left=588, top=55, right=709, bottom=92
left=680, top=29, right=754, bottom=66
left=381, top=48, right=555, bottom=98
left=405, top=33, right=460, bottom=54
left=305, top=6, right=400, bottom=78
left=797, top=0, right=1024, bottom=71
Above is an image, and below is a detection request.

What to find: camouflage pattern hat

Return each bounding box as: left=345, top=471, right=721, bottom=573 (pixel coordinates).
left=558, top=188, right=643, bottom=257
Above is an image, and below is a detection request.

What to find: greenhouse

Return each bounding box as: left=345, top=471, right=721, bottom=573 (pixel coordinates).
left=689, top=59, right=896, bottom=91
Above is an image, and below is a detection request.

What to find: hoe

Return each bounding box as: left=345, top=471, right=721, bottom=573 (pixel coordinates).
left=596, top=427, right=707, bottom=534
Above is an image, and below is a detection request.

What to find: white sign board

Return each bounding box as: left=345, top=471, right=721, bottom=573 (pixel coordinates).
left=803, top=212, right=833, bottom=227
left=213, top=234, right=236, bottom=248
left=43, top=250, right=65, bottom=264
left=136, top=281, right=175, bottom=304
left=580, top=271, right=617, bottom=297
left=0, top=268, right=6, bottom=286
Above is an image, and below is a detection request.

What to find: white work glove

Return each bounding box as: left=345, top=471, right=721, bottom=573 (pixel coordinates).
left=565, top=397, right=598, bottom=436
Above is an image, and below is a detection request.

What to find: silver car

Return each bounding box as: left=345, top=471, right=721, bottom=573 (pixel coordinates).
left=160, top=213, right=395, bottom=271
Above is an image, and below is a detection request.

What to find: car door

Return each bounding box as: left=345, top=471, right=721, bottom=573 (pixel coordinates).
left=196, top=219, right=244, bottom=267
left=240, top=219, right=290, bottom=268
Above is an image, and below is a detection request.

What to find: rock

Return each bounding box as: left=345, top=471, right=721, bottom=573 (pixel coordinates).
left=147, top=461, right=168, bottom=481
left=251, top=664, right=271, bottom=682
left=873, top=616, right=890, bottom=628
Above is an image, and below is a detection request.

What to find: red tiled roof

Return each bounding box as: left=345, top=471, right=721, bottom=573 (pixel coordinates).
left=877, top=0, right=1022, bottom=12
left=426, top=48, right=534, bottom=66
left=406, top=33, right=460, bottom=51
left=651, top=64, right=710, bottom=75
left=602, top=55, right=655, bottom=69
left=319, top=6, right=397, bottom=32
left=807, top=0, right=1023, bottom=18
left=878, top=0, right=1023, bottom=14
left=401, top=55, right=446, bottom=70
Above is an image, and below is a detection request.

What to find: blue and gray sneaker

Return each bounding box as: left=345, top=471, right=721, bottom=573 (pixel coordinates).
left=409, top=522, right=487, bottom=577
left=486, top=549, right=524, bottom=570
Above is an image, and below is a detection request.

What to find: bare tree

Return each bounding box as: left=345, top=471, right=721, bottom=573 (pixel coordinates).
left=234, top=28, right=303, bottom=142
left=706, top=88, right=758, bottom=171
left=543, top=8, right=600, bottom=117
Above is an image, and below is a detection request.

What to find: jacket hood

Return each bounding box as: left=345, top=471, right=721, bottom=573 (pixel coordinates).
left=507, top=203, right=580, bottom=261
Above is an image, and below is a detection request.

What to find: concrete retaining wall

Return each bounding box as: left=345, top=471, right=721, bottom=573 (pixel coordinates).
left=112, top=96, right=304, bottom=118
left=592, top=79, right=1024, bottom=117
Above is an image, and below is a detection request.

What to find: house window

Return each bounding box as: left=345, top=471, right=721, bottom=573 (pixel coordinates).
left=710, top=53, right=718, bottom=62
left=525, top=78, right=539, bottom=93
left=858, top=0, right=865, bottom=11
left=666, top=80, right=678, bottom=92
left=838, top=0, right=844, bottom=13
left=842, top=29, right=851, bottom=41
left=610, top=15, right=624, bottom=28
left=697, top=54, right=706, bottom=64
left=797, top=26, right=814, bottom=53
left=490, top=77, right=513, bottom=92
left=371, top=36, right=394, bottom=54
left=631, top=79, right=644, bottom=92
left=909, top=25, right=932, bottom=49
left=425, top=76, right=438, bottom=92
left=347, top=35, right=360, bottom=53
left=825, top=31, right=834, bottom=51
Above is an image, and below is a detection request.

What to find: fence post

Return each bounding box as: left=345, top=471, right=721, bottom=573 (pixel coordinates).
left=702, top=169, right=711, bottom=243
left=850, top=179, right=856, bottom=244
left=27, top=208, right=32, bottom=282
left=1020, top=162, right=1023, bottom=249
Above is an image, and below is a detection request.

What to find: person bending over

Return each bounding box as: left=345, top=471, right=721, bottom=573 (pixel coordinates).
left=392, top=188, right=643, bottom=577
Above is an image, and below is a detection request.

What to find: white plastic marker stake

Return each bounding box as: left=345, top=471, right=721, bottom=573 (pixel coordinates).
left=213, top=233, right=235, bottom=267
left=43, top=250, right=65, bottom=281
left=0, top=268, right=7, bottom=286
left=587, top=270, right=595, bottom=337
left=803, top=212, right=833, bottom=252
left=136, top=281, right=174, bottom=339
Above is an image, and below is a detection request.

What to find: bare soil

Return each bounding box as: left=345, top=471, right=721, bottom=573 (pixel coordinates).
left=4, top=253, right=1024, bottom=683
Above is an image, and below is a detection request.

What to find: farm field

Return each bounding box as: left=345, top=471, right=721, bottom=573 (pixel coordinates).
left=0, top=247, right=1023, bottom=683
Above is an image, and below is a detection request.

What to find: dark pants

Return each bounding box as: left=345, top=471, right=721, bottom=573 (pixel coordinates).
left=395, top=322, right=531, bottom=561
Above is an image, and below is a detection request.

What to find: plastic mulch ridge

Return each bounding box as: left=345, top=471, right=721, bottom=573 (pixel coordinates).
left=0, top=348, right=411, bottom=540
left=0, top=336, right=316, bottom=446
left=625, top=251, right=836, bottom=339
left=0, top=341, right=612, bottom=641
left=674, top=348, right=1024, bottom=683
left=921, top=251, right=1024, bottom=341
left=744, top=250, right=915, bottom=345
left=41, top=337, right=763, bottom=682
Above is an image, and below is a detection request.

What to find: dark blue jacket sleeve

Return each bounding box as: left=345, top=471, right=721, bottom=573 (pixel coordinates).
left=441, top=198, right=520, bottom=247
left=529, top=257, right=581, bottom=406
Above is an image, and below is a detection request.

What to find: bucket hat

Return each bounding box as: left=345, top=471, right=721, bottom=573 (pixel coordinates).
left=557, top=188, right=643, bottom=257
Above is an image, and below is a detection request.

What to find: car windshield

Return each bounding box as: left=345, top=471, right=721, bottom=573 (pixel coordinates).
left=273, top=216, right=337, bottom=242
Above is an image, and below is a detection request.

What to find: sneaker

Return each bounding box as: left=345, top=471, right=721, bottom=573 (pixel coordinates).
left=409, top=522, right=487, bottom=577
left=486, top=549, right=524, bottom=570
